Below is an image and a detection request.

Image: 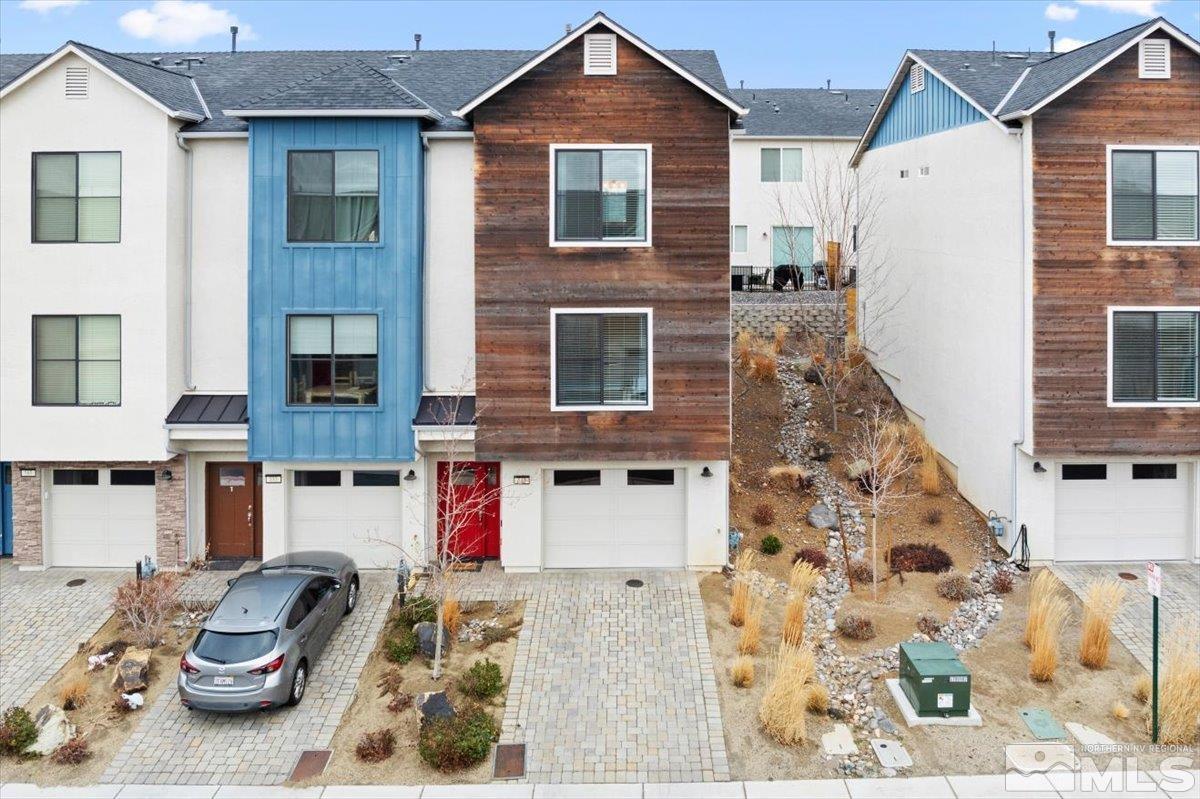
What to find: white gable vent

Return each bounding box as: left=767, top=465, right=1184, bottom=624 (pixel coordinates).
left=909, top=63, right=925, bottom=94
left=65, top=65, right=89, bottom=98
left=584, top=33, right=617, bottom=76
left=1139, top=38, right=1170, bottom=79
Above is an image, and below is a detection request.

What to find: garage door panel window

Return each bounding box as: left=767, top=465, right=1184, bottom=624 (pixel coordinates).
left=553, top=469, right=601, bottom=487
left=553, top=311, right=650, bottom=409
left=294, top=470, right=341, bottom=487
left=110, top=469, right=154, bottom=486
left=53, top=469, right=98, bottom=485
left=1133, top=463, right=1177, bottom=480
left=34, top=315, right=120, bottom=406
left=627, top=469, right=674, bottom=486
left=288, top=314, right=378, bottom=406
left=1062, top=464, right=1106, bottom=480
left=1111, top=310, right=1199, bottom=404
left=352, top=470, right=400, bottom=487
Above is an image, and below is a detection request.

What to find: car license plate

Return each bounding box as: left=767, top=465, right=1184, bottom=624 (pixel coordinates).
left=213, top=676, right=234, bottom=686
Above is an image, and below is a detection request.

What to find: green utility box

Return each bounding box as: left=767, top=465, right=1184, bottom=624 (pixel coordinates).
left=898, top=642, right=972, bottom=718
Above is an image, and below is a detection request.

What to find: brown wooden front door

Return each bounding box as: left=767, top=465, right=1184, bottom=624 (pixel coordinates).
left=205, top=462, right=261, bottom=559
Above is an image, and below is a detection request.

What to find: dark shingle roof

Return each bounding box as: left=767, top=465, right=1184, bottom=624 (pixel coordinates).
left=166, top=394, right=248, bottom=425
left=731, top=88, right=883, bottom=137
left=234, top=58, right=437, bottom=115
left=908, top=49, right=1053, bottom=113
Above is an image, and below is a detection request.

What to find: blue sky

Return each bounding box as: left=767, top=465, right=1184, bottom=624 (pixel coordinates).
left=3, top=0, right=1198, bottom=89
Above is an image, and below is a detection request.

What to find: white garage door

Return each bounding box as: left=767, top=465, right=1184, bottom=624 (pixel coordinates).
left=1056, top=462, right=1192, bottom=562
left=289, top=470, right=402, bottom=569
left=543, top=467, right=685, bottom=568
left=49, top=468, right=156, bottom=567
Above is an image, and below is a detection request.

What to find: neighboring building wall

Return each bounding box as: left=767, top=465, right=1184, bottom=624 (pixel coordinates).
left=1030, top=45, right=1200, bottom=457
left=867, top=63, right=986, bottom=150
left=425, top=136, right=476, bottom=393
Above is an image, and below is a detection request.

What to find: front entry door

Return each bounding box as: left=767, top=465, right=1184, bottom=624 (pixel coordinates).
left=206, top=463, right=262, bottom=559
left=436, top=461, right=501, bottom=560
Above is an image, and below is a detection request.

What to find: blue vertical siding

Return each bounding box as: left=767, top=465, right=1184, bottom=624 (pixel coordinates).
left=867, top=65, right=986, bottom=151
left=247, top=118, right=423, bottom=462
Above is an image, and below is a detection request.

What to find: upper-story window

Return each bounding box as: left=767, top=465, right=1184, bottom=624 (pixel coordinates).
left=1109, top=147, right=1199, bottom=245
left=551, top=145, right=649, bottom=246
left=288, top=314, right=378, bottom=405
left=552, top=309, right=651, bottom=411
left=287, top=151, right=379, bottom=243
left=33, top=152, right=120, bottom=243
left=1110, top=308, right=1199, bottom=405
left=33, top=315, right=120, bottom=406
left=761, top=147, right=802, bottom=182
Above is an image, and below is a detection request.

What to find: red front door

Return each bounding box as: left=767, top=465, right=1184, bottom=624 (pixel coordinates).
left=437, top=461, right=501, bottom=559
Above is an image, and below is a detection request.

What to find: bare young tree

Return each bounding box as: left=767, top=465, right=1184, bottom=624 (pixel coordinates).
left=847, top=406, right=917, bottom=601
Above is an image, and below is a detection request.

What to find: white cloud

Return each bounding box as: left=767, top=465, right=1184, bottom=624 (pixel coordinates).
left=118, top=1, right=254, bottom=45
left=1076, top=0, right=1163, bottom=17
left=1055, top=36, right=1092, bottom=51
left=19, top=0, right=85, bottom=13
left=1045, top=3, right=1079, bottom=20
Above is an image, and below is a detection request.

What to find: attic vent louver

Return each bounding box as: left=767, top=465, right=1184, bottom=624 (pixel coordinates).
left=909, top=63, right=925, bottom=94
left=584, top=33, right=617, bottom=76
left=65, top=65, right=88, bottom=98
left=1139, top=39, right=1170, bottom=79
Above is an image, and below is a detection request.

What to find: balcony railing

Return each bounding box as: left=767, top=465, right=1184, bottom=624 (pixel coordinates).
left=731, top=264, right=831, bottom=293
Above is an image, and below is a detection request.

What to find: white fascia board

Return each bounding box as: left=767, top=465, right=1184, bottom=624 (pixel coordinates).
left=166, top=426, right=249, bottom=441
left=912, top=53, right=1008, bottom=133
left=224, top=108, right=437, bottom=118
left=738, top=134, right=861, bottom=141
left=452, top=12, right=749, bottom=118
left=992, top=67, right=1031, bottom=116
left=421, top=131, right=475, bottom=142
left=849, top=53, right=913, bottom=167
left=178, top=131, right=249, bottom=139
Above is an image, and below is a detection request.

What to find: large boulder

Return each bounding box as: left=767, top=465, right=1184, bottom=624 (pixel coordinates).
left=111, top=647, right=152, bottom=693
left=413, top=621, right=452, bottom=659
left=808, top=503, right=839, bottom=530
left=416, top=690, right=455, bottom=721
left=29, top=705, right=74, bottom=756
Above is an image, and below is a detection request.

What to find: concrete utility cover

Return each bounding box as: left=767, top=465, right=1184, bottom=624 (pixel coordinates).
left=821, top=723, right=858, bottom=755
left=1066, top=722, right=1115, bottom=748
left=1020, top=707, right=1067, bottom=740
left=1005, top=742, right=1077, bottom=775
left=870, top=738, right=913, bottom=769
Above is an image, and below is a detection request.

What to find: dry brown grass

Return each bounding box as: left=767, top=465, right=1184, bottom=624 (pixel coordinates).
left=782, top=561, right=821, bottom=645
left=442, top=596, right=462, bottom=637
left=772, top=323, right=789, bottom=355
left=767, top=465, right=810, bottom=491
left=738, top=594, right=766, bottom=655
left=1025, top=569, right=1062, bottom=649
left=759, top=642, right=817, bottom=745
left=735, top=330, right=755, bottom=369
left=1029, top=593, right=1070, bottom=682
left=1079, top=579, right=1127, bottom=669
left=57, top=676, right=90, bottom=711
left=1159, top=616, right=1200, bottom=745
left=730, top=655, right=755, bottom=688
left=749, top=350, right=778, bottom=382
left=1133, top=673, right=1152, bottom=705
left=729, top=550, right=756, bottom=627
left=113, top=572, right=181, bottom=648
left=918, top=442, right=941, bottom=495
left=1112, top=701, right=1130, bottom=720
left=806, top=682, right=830, bottom=715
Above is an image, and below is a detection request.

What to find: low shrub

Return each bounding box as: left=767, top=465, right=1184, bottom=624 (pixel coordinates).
left=806, top=683, right=830, bottom=715
left=356, top=728, right=396, bottom=763
left=991, top=570, right=1015, bottom=595
left=387, top=692, right=414, bottom=713
left=113, top=572, right=181, bottom=648
left=442, top=597, right=462, bottom=638
left=888, top=542, right=953, bottom=574
left=837, top=614, right=876, bottom=641
left=395, top=597, right=438, bottom=627
left=58, top=675, right=90, bottom=711
left=922, top=507, right=944, bottom=526
left=847, top=558, right=874, bottom=585
left=936, top=571, right=975, bottom=601
left=50, top=737, right=90, bottom=765
left=793, top=548, right=828, bottom=570
left=481, top=625, right=517, bottom=647
left=0, top=707, right=37, bottom=756
left=376, top=668, right=403, bottom=698
left=418, top=704, right=498, bottom=771
left=768, top=465, right=811, bottom=491
left=917, top=614, right=943, bottom=639
left=760, top=535, right=782, bottom=556
left=751, top=503, right=776, bottom=527
left=385, top=628, right=420, bottom=664
left=460, top=659, right=505, bottom=700
left=730, top=655, right=754, bottom=688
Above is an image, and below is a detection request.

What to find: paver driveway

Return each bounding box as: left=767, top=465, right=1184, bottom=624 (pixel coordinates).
left=102, top=570, right=391, bottom=786
left=0, top=561, right=126, bottom=709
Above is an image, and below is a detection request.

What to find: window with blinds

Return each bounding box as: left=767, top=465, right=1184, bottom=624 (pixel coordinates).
left=33, top=315, right=120, bottom=406
left=553, top=148, right=648, bottom=243
left=553, top=311, right=650, bottom=409
left=1112, top=310, right=1199, bottom=403
left=1111, top=149, right=1199, bottom=243
left=760, top=148, right=802, bottom=183
left=33, top=152, right=120, bottom=242
left=287, top=151, right=379, bottom=243
left=287, top=314, right=379, bottom=405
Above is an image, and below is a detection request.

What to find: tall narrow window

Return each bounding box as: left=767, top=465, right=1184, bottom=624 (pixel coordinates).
left=288, top=315, right=378, bottom=405
left=553, top=310, right=650, bottom=409
left=1111, top=310, right=1199, bottom=403
left=760, top=148, right=802, bottom=183
left=33, top=315, right=120, bottom=405
left=553, top=147, right=648, bottom=244
left=33, top=152, right=120, bottom=242
left=1111, top=149, right=1199, bottom=243
left=287, top=151, right=379, bottom=242
left=730, top=225, right=748, bottom=254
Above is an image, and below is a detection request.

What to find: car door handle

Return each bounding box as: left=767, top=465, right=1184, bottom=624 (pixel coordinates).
left=299, top=635, right=308, bottom=645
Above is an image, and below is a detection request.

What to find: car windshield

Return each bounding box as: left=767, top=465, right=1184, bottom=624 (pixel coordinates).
left=192, top=629, right=278, bottom=664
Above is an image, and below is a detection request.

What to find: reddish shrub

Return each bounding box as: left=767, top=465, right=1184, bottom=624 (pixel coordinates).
left=751, top=503, right=776, bottom=526
left=917, top=614, right=943, bottom=639
left=936, top=571, right=975, bottom=601
left=51, top=736, right=91, bottom=765
left=888, top=543, right=953, bottom=574
left=847, top=558, right=874, bottom=584
left=356, top=728, right=396, bottom=763
left=922, top=507, right=944, bottom=526
left=991, top=570, right=1015, bottom=595
left=837, top=614, right=876, bottom=641
left=793, top=548, right=829, bottom=570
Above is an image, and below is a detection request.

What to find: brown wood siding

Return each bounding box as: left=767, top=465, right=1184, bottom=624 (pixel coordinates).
left=1032, top=43, right=1200, bottom=456
left=472, top=30, right=731, bottom=461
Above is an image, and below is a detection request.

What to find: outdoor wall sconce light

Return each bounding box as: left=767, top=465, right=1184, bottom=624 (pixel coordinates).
left=701, top=466, right=714, bottom=478
left=1033, top=462, right=1047, bottom=474
left=403, top=469, right=417, bottom=481
left=161, top=470, right=173, bottom=481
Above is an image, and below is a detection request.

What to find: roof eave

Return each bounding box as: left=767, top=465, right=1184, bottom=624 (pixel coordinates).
left=223, top=108, right=439, bottom=119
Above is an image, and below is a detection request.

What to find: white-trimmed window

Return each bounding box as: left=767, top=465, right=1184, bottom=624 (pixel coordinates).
left=550, top=145, right=650, bottom=247
left=730, top=225, right=748, bottom=254
left=1109, top=307, right=1199, bottom=406
left=761, top=147, right=802, bottom=182
left=551, top=309, right=652, bottom=411
left=1138, top=39, right=1170, bottom=79
left=1109, top=146, right=1199, bottom=245
left=909, top=63, right=925, bottom=93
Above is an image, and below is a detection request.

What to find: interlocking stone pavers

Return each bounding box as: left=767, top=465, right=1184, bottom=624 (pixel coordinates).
left=102, top=571, right=391, bottom=786
left=0, top=560, right=126, bottom=709
left=1051, top=562, right=1200, bottom=672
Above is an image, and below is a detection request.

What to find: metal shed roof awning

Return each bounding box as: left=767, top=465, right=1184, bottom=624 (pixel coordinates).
left=413, top=395, right=476, bottom=427
left=166, top=394, right=248, bottom=426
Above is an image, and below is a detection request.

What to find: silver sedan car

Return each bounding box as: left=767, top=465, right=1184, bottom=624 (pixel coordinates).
left=178, top=551, right=359, bottom=712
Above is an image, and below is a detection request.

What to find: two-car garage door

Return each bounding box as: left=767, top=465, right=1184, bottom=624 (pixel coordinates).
left=1055, top=461, right=1193, bottom=562
left=543, top=467, right=686, bottom=568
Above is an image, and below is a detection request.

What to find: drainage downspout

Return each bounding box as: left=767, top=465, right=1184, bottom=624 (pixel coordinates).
left=421, top=136, right=432, bottom=393
left=1009, top=121, right=1028, bottom=541
left=175, top=131, right=196, bottom=390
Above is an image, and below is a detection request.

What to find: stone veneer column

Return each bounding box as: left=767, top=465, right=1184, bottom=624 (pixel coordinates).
left=155, top=454, right=187, bottom=568
left=11, top=464, right=44, bottom=567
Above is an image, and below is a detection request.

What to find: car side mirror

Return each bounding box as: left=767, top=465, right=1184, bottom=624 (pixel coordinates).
left=227, top=577, right=238, bottom=587
left=331, top=580, right=343, bottom=592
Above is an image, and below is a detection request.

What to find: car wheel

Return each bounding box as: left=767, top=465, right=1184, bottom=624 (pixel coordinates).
left=343, top=576, right=359, bottom=615
left=286, top=660, right=307, bottom=707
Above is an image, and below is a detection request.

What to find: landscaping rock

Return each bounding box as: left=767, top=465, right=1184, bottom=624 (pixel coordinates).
left=111, top=647, right=152, bottom=693
left=821, top=723, right=858, bottom=755
left=416, top=690, right=455, bottom=721
left=414, top=621, right=453, bottom=659
left=807, top=441, right=834, bottom=462
left=29, top=705, right=74, bottom=756
left=120, top=692, right=145, bottom=710
left=808, top=503, right=839, bottom=530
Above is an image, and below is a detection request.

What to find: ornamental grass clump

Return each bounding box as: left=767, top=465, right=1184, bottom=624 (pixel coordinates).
left=1159, top=617, right=1200, bottom=745
left=1079, top=578, right=1127, bottom=669
left=738, top=593, right=766, bottom=655
left=1133, top=673, right=1152, bottom=705
left=729, top=550, right=756, bottom=627
left=1025, top=570, right=1063, bottom=649
left=806, top=683, right=830, bottom=715
left=919, top=442, right=941, bottom=495
left=1029, top=592, right=1071, bottom=682
left=759, top=642, right=817, bottom=745
left=730, top=655, right=754, bottom=688
left=782, top=560, right=820, bottom=646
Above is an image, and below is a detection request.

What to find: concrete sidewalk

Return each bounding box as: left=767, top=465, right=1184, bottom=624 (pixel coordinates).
left=2, top=770, right=1197, bottom=799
